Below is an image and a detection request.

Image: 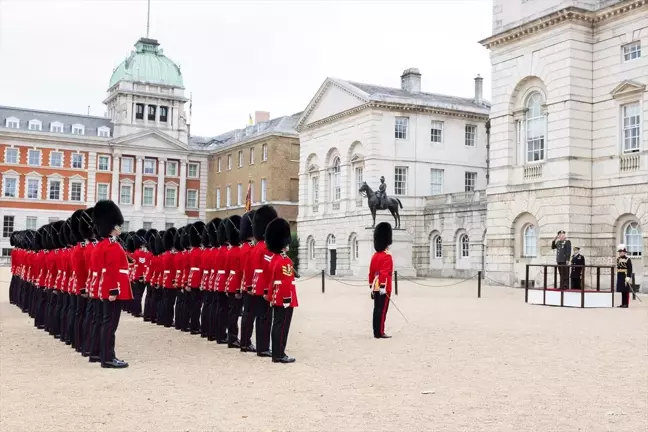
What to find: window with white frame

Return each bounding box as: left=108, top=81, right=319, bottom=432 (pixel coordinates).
left=5, top=148, right=18, bottom=164
left=98, top=155, right=110, bottom=171
left=622, top=102, right=641, bottom=153
left=188, top=163, right=199, bottom=178
left=165, top=186, right=177, bottom=207
left=624, top=221, right=643, bottom=257
left=186, top=190, right=198, bottom=209
left=227, top=154, right=232, bottom=170
left=28, top=149, right=40, bottom=166
left=148, top=105, right=156, bottom=121
left=262, top=143, right=268, bottom=161
left=309, top=238, right=316, bottom=260
left=354, top=166, right=363, bottom=199
left=28, top=120, right=42, bottom=131
left=249, top=148, right=255, bottom=165
left=143, top=222, right=153, bottom=230
left=432, top=235, right=442, bottom=259
left=465, top=125, right=477, bottom=146
left=97, top=126, right=110, bottom=137
left=71, top=153, right=83, bottom=169
left=261, top=178, right=267, bottom=202
left=142, top=185, right=155, bottom=206
left=97, top=183, right=109, bottom=201
left=329, top=157, right=341, bottom=201
left=311, top=176, right=319, bottom=206
left=430, top=169, right=444, bottom=195
left=350, top=235, right=359, bottom=261
left=70, top=181, right=83, bottom=202
left=217, top=157, right=222, bottom=173
left=465, top=172, right=476, bottom=192
left=3, top=177, right=17, bottom=198
left=238, top=150, right=243, bottom=168
left=525, top=92, right=545, bottom=162
left=48, top=179, right=62, bottom=200
left=459, top=234, right=470, bottom=258
left=144, top=159, right=156, bottom=175
left=226, top=185, right=231, bottom=207
left=237, top=183, right=242, bottom=206
left=431, top=121, right=443, bottom=143
left=26, top=178, right=40, bottom=199
left=71, top=124, right=84, bottom=135
left=5, top=117, right=19, bottom=129
left=523, top=224, right=537, bottom=258
left=50, top=151, right=63, bottom=168
left=622, top=41, right=641, bottom=62
left=216, top=188, right=221, bottom=209
left=395, top=117, right=408, bottom=139
left=3, top=216, right=14, bottom=238
left=120, top=184, right=133, bottom=205
left=394, top=166, right=408, bottom=195
left=159, top=106, right=168, bottom=122
left=50, top=122, right=63, bottom=133
left=26, top=216, right=37, bottom=230
left=121, top=157, right=134, bottom=174
left=166, top=161, right=178, bottom=176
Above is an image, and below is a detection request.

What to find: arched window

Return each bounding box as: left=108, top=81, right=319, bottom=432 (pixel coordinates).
left=328, top=234, right=336, bottom=247
left=309, top=238, right=316, bottom=260
left=432, top=235, right=442, bottom=259
left=525, top=92, right=545, bottom=163
left=523, top=224, right=537, bottom=258
left=349, top=234, right=359, bottom=261
left=329, top=157, right=341, bottom=201
left=624, top=222, right=643, bottom=257
left=459, top=234, right=470, bottom=258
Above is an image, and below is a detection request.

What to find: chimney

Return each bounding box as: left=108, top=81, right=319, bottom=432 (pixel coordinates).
left=474, top=74, right=484, bottom=105
left=400, top=68, right=421, bottom=93
left=254, top=111, right=270, bottom=124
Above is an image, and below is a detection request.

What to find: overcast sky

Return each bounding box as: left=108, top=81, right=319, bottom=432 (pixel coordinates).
left=0, top=0, right=493, bottom=137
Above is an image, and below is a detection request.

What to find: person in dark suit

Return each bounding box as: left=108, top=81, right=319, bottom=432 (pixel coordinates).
left=569, top=247, right=585, bottom=289
left=551, top=230, right=571, bottom=289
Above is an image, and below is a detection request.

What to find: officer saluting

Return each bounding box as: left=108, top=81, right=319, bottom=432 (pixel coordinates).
left=569, top=246, right=585, bottom=289
left=616, top=244, right=634, bottom=309
left=370, top=222, right=393, bottom=339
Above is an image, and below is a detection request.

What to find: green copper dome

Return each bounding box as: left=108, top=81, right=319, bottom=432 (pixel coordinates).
left=109, top=38, right=184, bottom=88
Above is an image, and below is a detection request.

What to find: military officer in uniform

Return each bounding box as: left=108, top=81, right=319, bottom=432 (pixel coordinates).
left=551, top=230, right=572, bottom=289
left=569, top=246, right=585, bottom=290
left=370, top=222, right=393, bottom=339
left=616, top=244, right=634, bottom=309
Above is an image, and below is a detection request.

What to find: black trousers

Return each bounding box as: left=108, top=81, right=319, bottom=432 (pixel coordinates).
left=163, top=290, right=178, bottom=327
left=227, top=293, right=243, bottom=343
left=143, top=284, right=154, bottom=321
left=100, top=300, right=123, bottom=364
left=240, top=291, right=255, bottom=348
left=557, top=262, right=569, bottom=289
left=271, top=306, right=294, bottom=360
left=208, top=291, right=218, bottom=339
left=84, top=299, right=102, bottom=357
left=252, top=295, right=272, bottom=353
left=58, top=292, right=69, bottom=341
left=34, top=288, right=47, bottom=328
left=570, top=277, right=581, bottom=290
left=189, top=289, right=203, bottom=333
left=65, top=295, right=76, bottom=345
left=175, top=290, right=186, bottom=330
left=75, top=296, right=88, bottom=351
left=372, top=293, right=389, bottom=337
left=622, top=292, right=630, bottom=306
left=201, top=291, right=213, bottom=337
left=48, top=291, right=60, bottom=335
left=215, top=292, right=229, bottom=341
left=154, top=288, right=164, bottom=325
left=132, top=281, right=145, bottom=316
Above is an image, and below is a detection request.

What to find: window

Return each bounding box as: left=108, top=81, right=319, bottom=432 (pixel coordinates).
left=70, top=182, right=83, bottom=202
left=624, top=222, right=643, bottom=257
left=431, top=121, right=443, bottom=143
left=227, top=154, right=232, bottom=170
left=98, top=155, right=110, bottom=171
left=186, top=190, right=198, bottom=209
left=216, top=188, right=221, bottom=209
left=50, top=151, right=63, bottom=168
left=71, top=153, right=83, bottom=169
left=1, top=248, right=11, bottom=257
left=144, top=159, right=156, bottom=175
left=28, top=149, right=40, bottom=166
left=142, top=185, right=155, bottom=206
left=136, top=103, right=144, bottom=120
left=97, top=183, right=109, bottom=201
left=309, top=238, right=316, bottom=260
left=261, top=179, right=267, bottom=202
left=217, top=157, right=222, bottom=173
left=5, top=117, right=19, bottom=129
left=329, top=157, right=341, bottom=201
left=432, top=235, right=442, bottom=259
left=351, top=236, right=359, bottom=261
left=160, top=106, right=168, bottom=122
left=523, top=225, right=537, bottom=258
left=622, top=41, right=641, bottom=62
left=465, top=172, right=476, bottom=192
left=28, top=120, right=42, bottom=131
left=237, top=183, right=242, bottom=206
left=395, top=117, right=408, bottom=139
left=459, top=234, right=470, bottom=258
left=3, top=177, right=17, bottom=198
left=355, top=167, right=364, bottom=199
left=148, top=105, right=156, bottom=121
left=98, top=127, right=110, bottom=137
left=465, top=125, right=477, bottom=146
left=166, top=161, right=178, bottom=176
left=50, top=122, right=63, bottom=133
left=262, top=143, right=268, bottom=161
left=120, top=184, right=133, bottom=205
left=26, top=178, right=40, bottom=199
left=249, top=148, right=255, bottom=165
left=48, top=179, right=61, bottom=200
left=622, top=103, right=641, bottom=153
left=525, top=92, right=545, bottom=162
left=143, top=222, right=153, bottom=230
left=430, top=169, right=444, bottom=195
left=26, top=216, right=37, bottom=230
left=71, top=124, right=84, bottom=135
left=165, top=186, right=177, bottom=207
left=311, top=176, right=319, bottom=206
left=165, top=222, right=174, bottom=230
left=121, top=157, right=134, bottom=174
left=5, top=148, right=18, bottom=164
left=226, top=186, right=231, bottom=207
left=394, top=166, right=408, bottom=195
left=238, top=150, right=243, bottom=168
left=3, top=216, right=14, bottom=238
left=188, top=163, right=199, bottom=178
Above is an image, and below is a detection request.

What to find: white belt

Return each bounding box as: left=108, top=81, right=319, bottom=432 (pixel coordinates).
left=273, top=280, right=281, bottom=285
left=230, top=271, right=236, bottom=275
left=254, top=269, right=263, bottom=273
left=163, top=270, right=171, bottom=274
left=217, top=270, right=226, bottom=274
left=119, top=269, right=129, bottom=275
left=92, top=272, right=98, bottom=276
left=190, top=267, right=199, bottom=271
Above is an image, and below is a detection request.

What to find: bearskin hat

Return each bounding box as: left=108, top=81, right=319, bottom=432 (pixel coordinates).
left=217, top=218, right=228, bottom=246
left=70, top=209, right=85, bottom=243
left=34, top=228, right=45, bottom=251
left=145, top=228, right=158, bottom=242
left=207, top=218, right=221, bottom=247
left=181, top=224, right=191, bottom=249
left=132, top=231, right=145, bottom=250
left=9, top=232, right=16, bottom=247
left=225, top=215, right=242, bottom=246
left=59, top=221, right=70, bottom=248
left=164, top=227, right=178, bottom=251
left=126, top=234, right=136, bottom=253
left=155, top=231, right=165, bottom=255
left=50, top=220, right=65, bottom=249
left=93, top=200, right=124, bottom=238
left=240, top=210, right=255, bottom=241
left=24, top=231, right=36, bottom=251
left=79, top=207, right=95, bottom=241
left=201, top=225, right=211, bottom=247
left=190, top=221, right=206, bottom=247
left=373, top=222, right=392, bottom=253
left=148, top=231, right=159, bottom=256
left=265, top=217, right=291, bottom=254
left=174, top=227, right=184, bottom=251
left=119, top=232, right=128, bottom=246
left=252, top=205, right=277, bottom=241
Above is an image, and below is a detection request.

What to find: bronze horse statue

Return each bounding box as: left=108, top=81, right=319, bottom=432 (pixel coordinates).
left=359, top=182, right=403, bottom=229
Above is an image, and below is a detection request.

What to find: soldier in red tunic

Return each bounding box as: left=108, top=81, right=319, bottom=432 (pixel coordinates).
left=369, top=222, right=393, bottom=339
left=70, top=209, right=89, bottom=352
left=173, top=228, right=188, bottom=331
left=238, top=210, right=257, bottom=353
left=225, top=215, right=243, bottom=348
left=187, top=221, right=206, bottom=334
left=214, top=220, right=231, bottom=343
left=142, top=229, right=158, bottom=322
left=266, top=218, right=298, bottom=364
left=161, top=228, right=179, bottom=327
left=200, top=218, right=219, bottom=338
left=93, top=199, right=132, bottom=369
left=205, top=218, right=222, bottom=340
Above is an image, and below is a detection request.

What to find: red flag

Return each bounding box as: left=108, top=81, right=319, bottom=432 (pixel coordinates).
left=245, top=180, right=252, bottom=212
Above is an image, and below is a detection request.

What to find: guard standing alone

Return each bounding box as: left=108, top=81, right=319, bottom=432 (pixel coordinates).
left=369, top=222, right=393, bottom=339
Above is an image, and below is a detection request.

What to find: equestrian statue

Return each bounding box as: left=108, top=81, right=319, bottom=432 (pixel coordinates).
left=359, top=176, right=403, bottom=229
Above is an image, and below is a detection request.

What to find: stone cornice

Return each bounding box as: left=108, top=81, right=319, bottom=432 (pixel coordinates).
left=479, top=0, right=648, bottom=50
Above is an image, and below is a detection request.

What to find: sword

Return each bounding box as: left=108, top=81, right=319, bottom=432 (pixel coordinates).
left=626, top=280, right=643, bottom=303
left=387, top=294, right=409, bottom=323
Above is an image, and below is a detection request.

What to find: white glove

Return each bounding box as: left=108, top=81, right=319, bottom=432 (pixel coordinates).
left=625, top=277, right=631, bottom=284
left=379, top=287, right=386, bottom=295
left=283, top=302, right=290, bottom=309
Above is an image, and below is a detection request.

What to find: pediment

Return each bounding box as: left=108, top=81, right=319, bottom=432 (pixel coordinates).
left=610, top=80, right=646, bottom=99
left=143, top=179, right=157, bottom=185
left=111, top=129, right=189, bottom=152
left=165, top=181, right=179, bottom=187
left=25, top=171, right=43, bottom=178
left=307, top=164, right=320, bottom=173
left=2, top=169, right=20, bottom=176
left=69, top=174, right=86, bottom=181
left=120, top=178, right=135, bottom=184
left=296, top=78, right=369, bottom=130
left=47, top=173, right=64, bottom=179
left=350, top=153, right=364, bottom=163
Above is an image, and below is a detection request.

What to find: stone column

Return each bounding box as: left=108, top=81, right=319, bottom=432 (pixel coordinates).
left=87, top=151, right=97, bottom=204
left=134, top=156, right=143, bottom=210
left=179, top=159, right=187, bottom=214
left=157, top=158, right=166, bottom=211
left=111, top=154, right=120, bottom=202
left=155, top=103, right=160, bottom=128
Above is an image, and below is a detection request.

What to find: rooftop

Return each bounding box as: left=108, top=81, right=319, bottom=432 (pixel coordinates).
left=0, top=105, right=112, bottom=137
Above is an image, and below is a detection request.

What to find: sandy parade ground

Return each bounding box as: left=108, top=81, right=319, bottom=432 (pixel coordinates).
left=1, top=267, right=647, bottom=432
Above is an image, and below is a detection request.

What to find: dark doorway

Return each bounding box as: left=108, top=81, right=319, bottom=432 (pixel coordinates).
left=329, top=249, right=337, bottom=276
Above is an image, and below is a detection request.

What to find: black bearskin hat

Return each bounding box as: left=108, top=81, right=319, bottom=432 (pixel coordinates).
left=25, top=230, right=36, bottom=251
left=59, top=221, right=70, bottom=247
left=9, top=232, right=16, bottom=247
left=132, top=232, right=145, bottom=250
left=265, top=218, right=291, bottom=254
left=373, top=222, right=392, bottom=253
left=50, top=220, right=65, bottom=249
left=145, top=228, right=158, bottom=242
left=207, top=218, right=221, bottom=247
left=217, top=218, right=228, bottom=246
left=252, top=205, right=277, bottom=241
left=240, top=210, right=255, bottom=241
left=70, top=209, right=85, bottom=244
left=174, top=227, right=185, bottom=251
left=119, top=232, right=128, bottom=245
left=201, top=225, right=211, bottom=247
left=190, top=221, right=206, bottom=247
left=34, top=228, right=44, bottom=251
left=155, top=231, right=165, bottom=255
left=181, top=224, right=191, bottom=249
left=164, top=227, right=178, bottom=251
left=225, top=215, right=242, bottom=246
left=93, top=200, right=124, bottom=238
left=126, top=234, right=136, bottom=253
left=79, top=207, right=95, bottom=241
left=147, top=231, right=159, bottom=256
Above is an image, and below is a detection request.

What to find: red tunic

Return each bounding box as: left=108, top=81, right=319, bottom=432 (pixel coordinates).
left=241, top=241, right=255, bottom=292
left=71, top=243, right=87, bottom=295
left=200, top=247, right=214, bottom=290
left=214, top=247, right=229, bottom=292
left=187, top=247, right=203, bottom=289
left=269, top=253, right=298, bottom=307
left=163, top=251, right=179, bottom=289
left=226, top=245, right=242, bottom=294
left=369, top=251, right=393, bottom=294
left=251, top=240, right=274, bottom=296
left=89, top=241, right=102, bottom=298
left=96, top=237, right=133, bottom=301
left=84, top=242, right=97, bottom=296
left=133, top=248, right=149, bottom=281
left=37, top=250, right=47, bottom=287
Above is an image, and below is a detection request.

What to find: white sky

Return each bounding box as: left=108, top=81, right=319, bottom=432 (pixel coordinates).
left=0, top=0, right=493, bottom=137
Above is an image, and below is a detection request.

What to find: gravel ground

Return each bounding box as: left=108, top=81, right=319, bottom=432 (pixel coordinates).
left=1, top=268, right=647, bottom=432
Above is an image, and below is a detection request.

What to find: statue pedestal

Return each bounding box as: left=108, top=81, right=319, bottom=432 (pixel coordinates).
left=359, top=227, right=416, bottom=278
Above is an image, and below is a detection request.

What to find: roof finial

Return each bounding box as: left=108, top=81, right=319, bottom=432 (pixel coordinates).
left=146, top=0, right=151, bottom=38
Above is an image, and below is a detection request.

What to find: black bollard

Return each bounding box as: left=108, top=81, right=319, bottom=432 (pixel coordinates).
left=321, top=270, right=325, bottom=294
left=478, top=271, right=482, bottom=298
left=394, top=271, right=398, bottom=296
